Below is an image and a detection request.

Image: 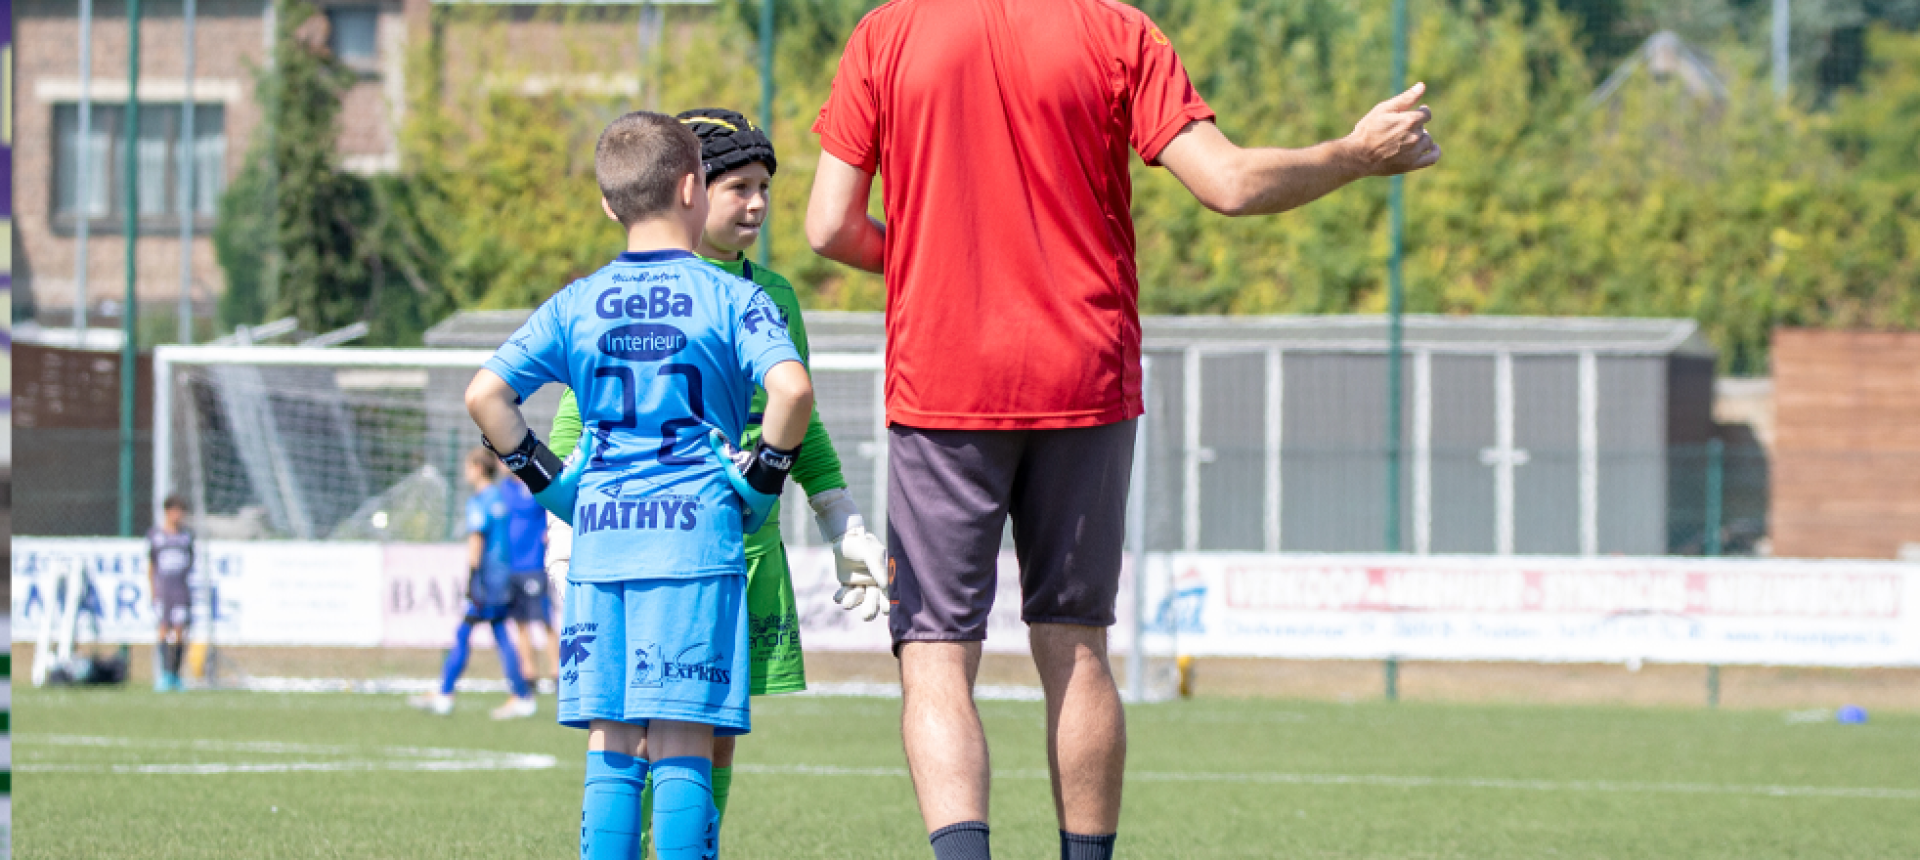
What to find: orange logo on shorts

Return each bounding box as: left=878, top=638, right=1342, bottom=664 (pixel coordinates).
left=1147, top=26, right=1170, bottom=46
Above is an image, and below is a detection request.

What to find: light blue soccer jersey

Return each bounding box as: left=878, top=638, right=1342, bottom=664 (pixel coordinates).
left=483, top=249, right=802, bottom=584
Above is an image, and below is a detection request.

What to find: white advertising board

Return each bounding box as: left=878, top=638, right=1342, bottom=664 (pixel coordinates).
left=17, top=539, right=1917, bottom=667
left=12, top=538, right=383, bottom=647
left=1139, top=554, right=1920, bottom=666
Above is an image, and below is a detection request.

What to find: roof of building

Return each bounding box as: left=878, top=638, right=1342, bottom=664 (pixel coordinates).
left=427, top=309, right=1712, bottom=358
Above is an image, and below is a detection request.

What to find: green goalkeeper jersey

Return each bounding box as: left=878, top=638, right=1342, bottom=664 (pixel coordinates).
left=549, top=253, right=848, bottom=544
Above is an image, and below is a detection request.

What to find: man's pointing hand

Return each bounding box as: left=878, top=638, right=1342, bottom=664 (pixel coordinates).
left=1345, top=82, right=1442, bottom=177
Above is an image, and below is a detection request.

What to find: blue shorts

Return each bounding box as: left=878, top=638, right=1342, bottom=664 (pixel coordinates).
left=557, top=575, right=751, bottom=736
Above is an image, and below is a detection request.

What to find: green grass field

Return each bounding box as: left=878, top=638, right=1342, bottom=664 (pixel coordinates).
left=15, top=685, right=1920, bottom=859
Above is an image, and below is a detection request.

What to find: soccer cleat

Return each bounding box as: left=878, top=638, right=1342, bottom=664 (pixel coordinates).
left=535, top=677, right=558, bottom=695
left=491, top=696, right=538, bottom=720
left=407, top=693, right=455, bottom=716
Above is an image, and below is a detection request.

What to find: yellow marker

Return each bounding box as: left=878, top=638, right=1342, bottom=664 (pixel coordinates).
left=1176, top=654, right=1195, bottom=699
left=186, top=640, right=211, bottom=680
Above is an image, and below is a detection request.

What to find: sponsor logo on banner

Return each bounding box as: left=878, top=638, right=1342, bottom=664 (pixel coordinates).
left=13, top=539, right=247, bottom=644
left=1140, top=554, right=1920, bottom=666
left=382, top=543, right=492, bottom=649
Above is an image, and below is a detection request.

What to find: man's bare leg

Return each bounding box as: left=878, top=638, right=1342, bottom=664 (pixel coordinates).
left=900, top=641, right=991, bottom=833
left=1031, top=623, right=1126, bottom=841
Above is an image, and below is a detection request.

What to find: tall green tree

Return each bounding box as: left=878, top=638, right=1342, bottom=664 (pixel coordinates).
left=216, top=0, right=445, bottom=344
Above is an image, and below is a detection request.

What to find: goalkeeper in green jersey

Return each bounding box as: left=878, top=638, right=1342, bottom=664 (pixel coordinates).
left=545, top=107, right=888, bottom=850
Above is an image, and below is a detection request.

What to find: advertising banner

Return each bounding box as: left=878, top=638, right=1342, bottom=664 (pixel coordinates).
left=227, top=543, right=383, bottom=646
left=380, top=543, right=490, bottom=648
left=12, top=538, right=380, bottom=646
left=1139, top=554, right=1920, bottom=666
left=18, top=539, right=1916, bottom=666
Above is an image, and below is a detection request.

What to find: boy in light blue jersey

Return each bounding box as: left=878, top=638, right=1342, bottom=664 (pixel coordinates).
left=466, top=111, right=813, bottom=860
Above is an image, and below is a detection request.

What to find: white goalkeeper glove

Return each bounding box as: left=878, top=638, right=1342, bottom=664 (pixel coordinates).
left=809, top=488, right=889, bottom=622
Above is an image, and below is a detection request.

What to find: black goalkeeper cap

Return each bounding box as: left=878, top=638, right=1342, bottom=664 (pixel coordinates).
left=676, top=108, right=778, bottom=183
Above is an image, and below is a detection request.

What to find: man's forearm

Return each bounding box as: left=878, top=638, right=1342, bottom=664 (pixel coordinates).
left=1224, top=139, right=1368, bottom=217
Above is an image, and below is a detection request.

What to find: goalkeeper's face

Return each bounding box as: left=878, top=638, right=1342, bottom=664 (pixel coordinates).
left=702, top=163, right=771, bottom=257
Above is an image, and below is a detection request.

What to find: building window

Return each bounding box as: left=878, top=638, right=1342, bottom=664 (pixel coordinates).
left=52, top=103, right=226, bottom=233
left=327, top=6, right=381, bottom=72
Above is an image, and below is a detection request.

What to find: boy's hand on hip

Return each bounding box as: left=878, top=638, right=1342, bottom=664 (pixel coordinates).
left=712, top=430, right=795, bottom=535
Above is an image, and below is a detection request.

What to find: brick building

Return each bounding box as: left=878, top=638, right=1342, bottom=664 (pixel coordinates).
left=16, top=0, right=713, bottom=335
left=15, top=0, right=422, bottom=332
left=1770, top=329, right=1920, bottom=559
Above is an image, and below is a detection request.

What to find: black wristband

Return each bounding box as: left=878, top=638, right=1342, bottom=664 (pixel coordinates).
left=739, top=442, right=800, bottom=496
left=484, top=430, right=565, bottom=494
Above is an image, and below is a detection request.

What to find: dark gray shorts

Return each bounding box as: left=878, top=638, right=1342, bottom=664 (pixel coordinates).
left=154, top=581, right=192, bottom=627
left=885, top=420, right=1136, bottom=650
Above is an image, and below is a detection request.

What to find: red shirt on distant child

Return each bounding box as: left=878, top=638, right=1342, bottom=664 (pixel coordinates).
left=813, top=0, right=1213, bottom=430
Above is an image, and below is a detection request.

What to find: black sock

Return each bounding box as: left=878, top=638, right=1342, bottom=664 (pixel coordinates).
left=1060, top=831, right=1117, bottom=860
left=929, top=821, right=991, bottom=860
left=164, top=642, right=184, bottom=676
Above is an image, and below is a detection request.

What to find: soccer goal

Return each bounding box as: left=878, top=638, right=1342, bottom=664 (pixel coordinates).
left=151, top=346, right=1168, bottom=695
left=151, top=346, right=893, bottom=546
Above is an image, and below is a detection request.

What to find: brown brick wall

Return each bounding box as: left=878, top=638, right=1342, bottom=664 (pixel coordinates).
left=15, top=0, right=409, bottom=319
left=18, top=0, right=678, bottom=321
left=1770, top=329, right=1920, bottom=559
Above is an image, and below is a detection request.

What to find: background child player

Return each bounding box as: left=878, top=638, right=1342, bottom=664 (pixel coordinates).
left=509, top=512, right=561, bottom=694
left=464, top=110, right=812, bottom=860
left=407, top=448, right=541, bottom=720
left=147, top=495, right=195, bottom=692
left=543, top=106, right=889, bottom=851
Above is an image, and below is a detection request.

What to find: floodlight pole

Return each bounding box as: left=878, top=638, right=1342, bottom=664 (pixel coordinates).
left=75, top=0, right=95, bottom=335
left=756, top=0, right=774, bottom=268
left=120, top=0, right=143, bottom=538
left=179, top=0, right=197, bottom=345
left=1771, top=0, right=1790, bottom=98
left=1384, top=0, right=1407, bottom=553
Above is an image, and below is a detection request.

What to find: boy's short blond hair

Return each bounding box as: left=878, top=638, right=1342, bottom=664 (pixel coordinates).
left=596, top=111, right=704, bottom=225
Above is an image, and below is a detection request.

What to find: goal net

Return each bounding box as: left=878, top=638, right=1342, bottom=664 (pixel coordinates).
left=152, top=346, right=888, bottom=548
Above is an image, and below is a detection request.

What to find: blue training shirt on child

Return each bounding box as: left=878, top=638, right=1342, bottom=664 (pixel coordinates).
left=482, top=249, right=802, bottom=584
left=466, top=480, right=532, bottom=606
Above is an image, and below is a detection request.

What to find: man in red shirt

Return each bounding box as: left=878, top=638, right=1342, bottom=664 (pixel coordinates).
left=808, top=1, right=1439, bottom=857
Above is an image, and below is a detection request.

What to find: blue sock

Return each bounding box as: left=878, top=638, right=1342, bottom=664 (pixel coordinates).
left=440, top=622, right=476, bottom=695
left=582, top=751, right=649, bottom=860
left=489, top=620, right=531, bottom=698
left=651, top=756, right=717, bottom=860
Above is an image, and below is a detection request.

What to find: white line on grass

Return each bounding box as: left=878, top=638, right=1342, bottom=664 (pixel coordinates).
left=228, top=677, right=1051, bottom=701
left=732, top=764, right=1920, bottom=801
left=15, top=734, right=557, bottom=775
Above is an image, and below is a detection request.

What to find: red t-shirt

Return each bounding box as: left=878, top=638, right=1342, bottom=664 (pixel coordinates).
left=813, top=0, right=1213, bottom=429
